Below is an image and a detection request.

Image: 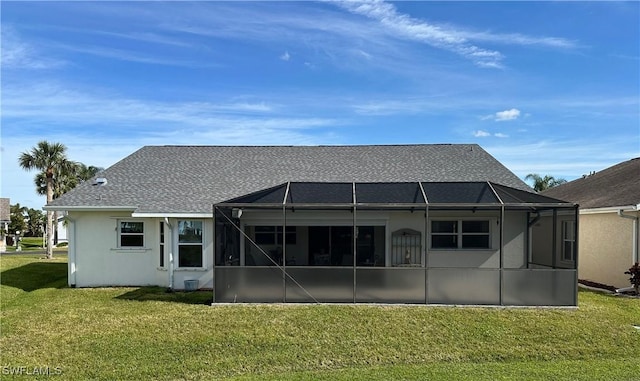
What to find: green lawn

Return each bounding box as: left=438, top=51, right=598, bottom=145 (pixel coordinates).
left=1, top=254, right=639, bottom=380
left=3, top=237, right=68, bottom=252
left=3, top=237, right=43, bottom=252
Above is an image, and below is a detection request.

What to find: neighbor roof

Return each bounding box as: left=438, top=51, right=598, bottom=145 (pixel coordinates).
left=542, top=157, right=640, bottom=209
left=47, top=144, right=534, bottom=215
left=0, top=198, right=9, bottom=222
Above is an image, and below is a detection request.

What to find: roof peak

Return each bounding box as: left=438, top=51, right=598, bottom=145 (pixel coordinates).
left=143, top=143, right=479, bottom=148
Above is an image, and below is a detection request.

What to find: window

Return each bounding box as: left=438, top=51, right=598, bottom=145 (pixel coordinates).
left=178, top=220, right=203, bottom=268
left=254, top=226, right=297, bottom=245
left=159, top=222, right=165, bottom=268
left=562, top=220, right=576, bottom=261
left=119, top=221, right=144, bottom=247
left=392, top=229, right=421, bottom=266
left=308, top=226, right=352, bottom=266
left=431, top=220, right=490, bottom=249
left=431, top=221, right=458, bottom=249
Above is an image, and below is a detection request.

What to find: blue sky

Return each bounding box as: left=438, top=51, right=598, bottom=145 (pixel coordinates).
left=1, top=1, right=639, bottom=209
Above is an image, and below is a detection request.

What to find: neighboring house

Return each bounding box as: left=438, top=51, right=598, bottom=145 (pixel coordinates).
left=46, top=145, right=577, bottom=306
left=542, top=158, right=640, bottom=288
left=56, top=213, right=68, bottom=244
left=0, top=198, right=9, bottom=252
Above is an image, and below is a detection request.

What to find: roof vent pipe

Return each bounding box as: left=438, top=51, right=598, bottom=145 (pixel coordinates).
left=93, top=177, right=108, bottom=186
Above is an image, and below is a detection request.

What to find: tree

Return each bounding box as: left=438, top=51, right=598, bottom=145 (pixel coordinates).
left=76, top=163, right=103, bottom=182
left=34, top=162, right=102, bottom=244
left=25, top=208, right=46, bottom=238
left=35, top=163, right=102, bottom=198
left=18, top=141, right=74, bottom=259
left=524, top=173, right=568, bottom=192
left=9, top=203, right=27, bottom=235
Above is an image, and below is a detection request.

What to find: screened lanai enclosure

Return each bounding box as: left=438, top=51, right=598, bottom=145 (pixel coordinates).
left=213, top=182, right=578, bottom=306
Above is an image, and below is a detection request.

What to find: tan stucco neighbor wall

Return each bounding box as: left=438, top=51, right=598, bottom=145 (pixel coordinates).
left=579, top=212, right=638, bottom=288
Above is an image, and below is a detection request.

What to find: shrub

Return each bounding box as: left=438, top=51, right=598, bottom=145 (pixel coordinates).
left=624, top=262, right=640, bottom=294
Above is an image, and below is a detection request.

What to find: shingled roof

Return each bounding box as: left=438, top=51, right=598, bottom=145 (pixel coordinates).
left=542, top=157, right=640, bottom=210
left=47, top=144, right=533, bottom=215
left=0, top=198, right=10, bottom=222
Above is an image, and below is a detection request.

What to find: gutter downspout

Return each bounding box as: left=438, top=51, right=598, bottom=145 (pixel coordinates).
left=618, top=209, right=639, bottom=264
left=65, top=216, right=77, bottom=287
left=164, top=217, right=174, bottom=290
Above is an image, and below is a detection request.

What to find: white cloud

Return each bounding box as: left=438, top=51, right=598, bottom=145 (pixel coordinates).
left=0, top=82, right=344, bottom=209
left=1, top=26, right=65, bottom=69
left=337, top=0, right=504, bottom=68
left=1, top=82, right=341, bottom=133
left=333, top=0, right=577, bottom=69
left=473, top=130, right=491, bottom=137
left=494, top=132, right=509, bottom=138
left=51, top=43, right=215, bottom=68
left=280, top=51, right=291, bottom=61
left=495, top=108, right=521, bottom=121
left=482, top=108, right=521, bottom=121
left=355, top=49, right=372, bottom=60
left=462, top=31, right=577, bottom=49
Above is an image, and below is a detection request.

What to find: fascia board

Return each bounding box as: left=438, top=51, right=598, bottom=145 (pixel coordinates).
left=131, top=212, right=212, bottom=218
left=43, top=205, right=137, bottom=212
left=580, top=205, right=639, bottom=214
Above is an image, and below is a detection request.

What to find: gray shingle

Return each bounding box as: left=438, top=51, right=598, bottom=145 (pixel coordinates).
left=0, top=198, right=10, bottom=222
left=48, top=144, right=533, bottom=214
left=542, top=158, right=640, bottom=209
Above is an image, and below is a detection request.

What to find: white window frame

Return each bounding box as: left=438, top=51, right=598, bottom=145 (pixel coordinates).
left=118, top=220, right=145, bottom=248
left=430, top=219, right=492, bottom=250
left=159, top=221, right=165, bottom=268
left=177, top=220, right=204, bottom=268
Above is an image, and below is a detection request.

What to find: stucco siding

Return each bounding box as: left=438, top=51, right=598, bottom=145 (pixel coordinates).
left=68, top=208, right=533, bottom=290
left=427, top=210, right=501, bottom=268
left=579, top=212, right=636, bottom=288
left=503, top=211, right=527, bottom=269
left=238, top=209, right=528, bottom=269
left=68, top=212, right=215, bottom=289
left=69, top=211, right=164, bottom=287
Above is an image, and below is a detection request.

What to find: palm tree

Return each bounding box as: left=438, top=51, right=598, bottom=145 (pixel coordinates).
left=76, top=163, right=103, bottom=182
left=525, top=173, right=568, bottom=192
left=35, top=163, right=103, bottom=197
left=19, top=141, right=74, bottom=259
left=34, top=162, right=102, bottom=244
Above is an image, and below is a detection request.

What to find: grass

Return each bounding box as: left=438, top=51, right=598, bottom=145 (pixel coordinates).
left=1, top=254, right=639, bottom=380
left=4, top=237, right=44, bottom=252
left=4, top=236, right=68, bottom=253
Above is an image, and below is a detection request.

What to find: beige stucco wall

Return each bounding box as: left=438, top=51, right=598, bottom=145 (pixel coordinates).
left=579, top=212, right=638, bottom=288
left=503, top=211, right=527, bottom=269
left=530, top=211, right=577, bottom=270
left=240, top=209, right=528, bottom=269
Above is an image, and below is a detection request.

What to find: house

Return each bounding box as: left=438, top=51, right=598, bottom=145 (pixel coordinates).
left=0, top=198, right=9, bottom=252
left=542, top=158, right=639, bottom=289
left=56, top=213, right=68, bottom=244
left=46, top=145, right=577, bottom=306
